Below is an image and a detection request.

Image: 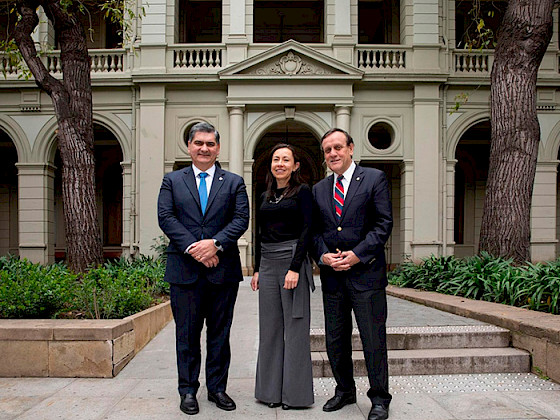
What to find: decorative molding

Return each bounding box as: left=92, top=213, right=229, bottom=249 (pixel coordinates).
left=245, top=51, right=336, bottom=76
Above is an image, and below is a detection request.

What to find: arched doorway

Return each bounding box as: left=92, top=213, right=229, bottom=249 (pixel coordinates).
left=251, top=121, right=324, bottom=268
left=54, top=124, right=124, bottom=260
left=454, top=120, right=490, bottom=258
left=0, top=129, right=18, bottom=257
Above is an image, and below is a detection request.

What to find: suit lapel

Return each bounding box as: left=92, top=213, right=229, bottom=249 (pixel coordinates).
left=322, top=174, right=338, bottom=224
left=340, top=165, right=364, bottom=222
left=205, top=167, right=226, bottom=214
left=182, top=166, right=202, bottom=213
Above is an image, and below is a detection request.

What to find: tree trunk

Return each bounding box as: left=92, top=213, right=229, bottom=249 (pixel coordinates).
left=479, top=0, right=554, bottom=264
left=14, top=0, right=103, bottom=272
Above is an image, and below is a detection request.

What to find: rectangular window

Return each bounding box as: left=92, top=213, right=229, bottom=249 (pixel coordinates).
left=178, top=0, right=222, bottom=43
left=358, top=0, right=400, bottom=44
left=253, top=0, right=323, bottom=43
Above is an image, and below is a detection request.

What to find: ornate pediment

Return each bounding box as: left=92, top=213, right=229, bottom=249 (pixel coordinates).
left=242, top=51, right=338, bottom=76
left=219, top=40, right=363, bottom=80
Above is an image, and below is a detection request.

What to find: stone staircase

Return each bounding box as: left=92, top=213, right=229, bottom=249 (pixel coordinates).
left=310, top=325, right=531, bottom=377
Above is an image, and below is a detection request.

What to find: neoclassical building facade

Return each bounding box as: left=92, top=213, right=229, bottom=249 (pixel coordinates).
left=1, top=0, right=560, bottom=271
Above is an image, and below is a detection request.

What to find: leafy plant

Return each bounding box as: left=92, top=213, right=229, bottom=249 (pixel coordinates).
left=0, top=256, right=76, bottom=318
left=389, top=253, right=560, bottom=315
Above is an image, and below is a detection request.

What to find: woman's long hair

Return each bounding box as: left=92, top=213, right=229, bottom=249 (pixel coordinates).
left=265, top=143, right=303, bottom=200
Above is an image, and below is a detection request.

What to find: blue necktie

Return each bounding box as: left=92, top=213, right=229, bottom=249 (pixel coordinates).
left=199, top=172, right=208, bottom=215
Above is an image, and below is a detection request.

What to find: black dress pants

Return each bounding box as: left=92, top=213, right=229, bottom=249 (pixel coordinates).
left=170, top=279, right=239, bottom=396
left=322, top=279, right=392, bottom=407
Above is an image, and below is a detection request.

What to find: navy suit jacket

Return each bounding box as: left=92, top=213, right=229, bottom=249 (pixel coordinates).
left=312, top=165, right=393, bottom=292
left=157, top=165, right=249, bottom=285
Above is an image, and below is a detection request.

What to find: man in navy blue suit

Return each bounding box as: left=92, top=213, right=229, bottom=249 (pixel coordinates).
left=312, top=128, right=393, bottom=420
left=158, top=122, right=249, bottom=415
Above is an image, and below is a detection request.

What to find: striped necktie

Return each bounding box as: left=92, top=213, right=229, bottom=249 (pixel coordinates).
left=334, top=175, right=344, bottom=219
left=199, top=172, right=208, bottom=215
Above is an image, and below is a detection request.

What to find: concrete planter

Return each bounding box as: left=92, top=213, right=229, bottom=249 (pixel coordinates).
left=0, top=300, right=172, bottom=378
left=387, top=286, right=560, bottom=384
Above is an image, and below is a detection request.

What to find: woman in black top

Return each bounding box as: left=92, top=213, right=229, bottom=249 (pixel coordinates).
left=251, top=143, right=314, bottom=409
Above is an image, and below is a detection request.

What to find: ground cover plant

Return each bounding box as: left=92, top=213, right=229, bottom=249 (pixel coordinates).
left=388, top=252, right=560, bottom=315
left=0, top=255, right=167, bottom=319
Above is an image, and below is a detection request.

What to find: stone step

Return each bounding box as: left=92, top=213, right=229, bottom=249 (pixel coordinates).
left=311, top=347, right=531, bottom=377
left=310, top=325, right=511, bottom=352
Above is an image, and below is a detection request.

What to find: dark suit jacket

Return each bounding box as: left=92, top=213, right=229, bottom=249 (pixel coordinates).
left=157, top=165, right=249, bottom=285
left=312, top=165, right=393, bottom=292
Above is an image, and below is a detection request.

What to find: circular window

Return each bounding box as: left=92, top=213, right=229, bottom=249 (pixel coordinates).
left=183, top=121, right=202, bottom=146
left=368, top=122, right=394, bottom=150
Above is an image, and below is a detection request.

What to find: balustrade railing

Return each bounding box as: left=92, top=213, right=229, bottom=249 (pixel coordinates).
left=453, top=50, right=493, bottom=74
left=1, top=49, right=127, bottom=78
left=172, top=46, right=224, bottom=69
left=0, top=54, right=18, bottom=76
left=356, top=47, right=408, bottom=70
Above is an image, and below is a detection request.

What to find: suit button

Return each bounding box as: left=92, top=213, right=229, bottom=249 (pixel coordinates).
left=337, top=226, right=342, bottom=231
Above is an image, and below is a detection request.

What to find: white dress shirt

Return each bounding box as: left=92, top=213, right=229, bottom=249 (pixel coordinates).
left=192, top=164, right=216, bottom=196
left=332, top=161, right=356, bottom=198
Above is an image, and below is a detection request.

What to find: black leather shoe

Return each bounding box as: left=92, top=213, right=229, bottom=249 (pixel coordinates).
left=180, top=393, right=199, bottom=415
left=267, top=402, right=281, bottom=408
left=322, top=392, right=356, bottom=412
left=281, top=404, right=291, bottom=410
left=208, top=391, right=236, bottom=411
left=368, top=404, right=389, bottom=420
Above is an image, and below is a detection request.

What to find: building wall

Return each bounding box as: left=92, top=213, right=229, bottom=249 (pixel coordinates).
left=1, top=0, right=560, bottom=267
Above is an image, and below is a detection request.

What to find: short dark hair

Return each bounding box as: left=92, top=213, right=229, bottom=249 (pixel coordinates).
left=321, top=128, right=354, bottom=146
left=188, top=122, right=220, bottom=144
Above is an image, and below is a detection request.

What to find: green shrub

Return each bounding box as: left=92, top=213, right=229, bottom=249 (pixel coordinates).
left=389, top=253, right=560, bottom=315
left=0, top=255, right=166, bottom=319
left=0, top=256, right=76, bottom=318
left=74, top=256, right=166, bottom=319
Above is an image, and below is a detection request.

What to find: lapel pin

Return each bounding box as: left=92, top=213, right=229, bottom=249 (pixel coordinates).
left=356, top=177, right=360, bottom=181
left=219, top=177, right=223, bottom=181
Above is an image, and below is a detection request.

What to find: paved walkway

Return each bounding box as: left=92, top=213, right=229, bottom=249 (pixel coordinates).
left=1, top=278, right=559, bottom=419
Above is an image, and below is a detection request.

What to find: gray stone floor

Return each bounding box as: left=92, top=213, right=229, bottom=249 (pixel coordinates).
left=1, top=278, right=559, bottom=420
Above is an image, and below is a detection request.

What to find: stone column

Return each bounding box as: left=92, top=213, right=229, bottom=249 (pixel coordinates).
left=138, top=85, right=166, bottom=255
left=445, top=159, right=457, bottom=256
left=16, top=163, right=56, bottom=264
left=411, top=84, right=441, bottom=261
left=400, top=159, right=414, bottom=261
left=530, top=161, right=558, bottom=261
left=228, top=106, right=245, bottom=176
left=121, top=161, right=132, bottom=258
left=335, top=106, right=351, bottom=132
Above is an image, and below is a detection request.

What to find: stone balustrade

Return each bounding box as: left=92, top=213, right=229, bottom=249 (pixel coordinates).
left=171, top=45, right=225, bottom=69
left=356, top=47, right=409, bottom=70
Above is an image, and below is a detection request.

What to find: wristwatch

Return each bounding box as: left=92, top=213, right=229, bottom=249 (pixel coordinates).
left=213, top=239, right=222, bottom=250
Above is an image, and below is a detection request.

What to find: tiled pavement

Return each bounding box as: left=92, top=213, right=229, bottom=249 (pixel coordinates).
left=1, top=278, right=559, bottom=419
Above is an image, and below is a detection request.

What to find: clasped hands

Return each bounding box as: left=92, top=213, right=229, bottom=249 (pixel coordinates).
left=323, top=249, right=359, bottom=271
left=188, top=239, right=219, bottom=268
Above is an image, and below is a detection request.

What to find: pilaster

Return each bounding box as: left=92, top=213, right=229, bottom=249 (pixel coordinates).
left=138, top=85, right=166, bottom=255
left=16, top=163, right=56, bottom=264
left=531, top=161, right=558, bottom=261
left=411, top=84, right=442, bottom=261
left=400, top=159, right=414, bottom=261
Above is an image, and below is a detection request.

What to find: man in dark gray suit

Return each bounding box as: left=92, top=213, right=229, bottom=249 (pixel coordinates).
left=312, top=128, right=393, bottom=420
left=158, top=122, right=249, bottom=415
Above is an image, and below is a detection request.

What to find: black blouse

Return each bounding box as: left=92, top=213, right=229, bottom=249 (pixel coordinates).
left=254, top=184, right=313, bottom=272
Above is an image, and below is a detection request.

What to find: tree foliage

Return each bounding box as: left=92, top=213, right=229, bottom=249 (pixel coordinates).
left=0, top=0, right=139, bottom=272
